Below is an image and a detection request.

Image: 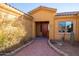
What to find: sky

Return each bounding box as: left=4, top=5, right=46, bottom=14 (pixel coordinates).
left=9, top=3, right=79, bottom=13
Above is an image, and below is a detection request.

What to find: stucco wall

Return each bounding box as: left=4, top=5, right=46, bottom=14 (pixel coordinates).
left=18, top=15, right=33, bottom=39
left=0, top=4, right=33, bottom=40
left=0, top=3, right=33, bottom=51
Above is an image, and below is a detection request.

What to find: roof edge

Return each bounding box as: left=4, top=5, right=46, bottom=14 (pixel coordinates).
left=28, top=6, right=57, bottom=15
left=0, top=3, right=33, bottom=18
left=56, top=11, right=79, bottom=16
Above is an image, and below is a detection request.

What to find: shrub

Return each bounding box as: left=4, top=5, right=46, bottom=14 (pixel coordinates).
left=0, top=18, right=27, bottom=52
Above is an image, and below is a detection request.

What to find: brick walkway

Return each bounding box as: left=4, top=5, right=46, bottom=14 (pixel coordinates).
left=15, top=38, right=60, bottom=56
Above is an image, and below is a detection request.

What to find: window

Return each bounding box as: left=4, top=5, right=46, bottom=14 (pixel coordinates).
left=59, top=22, right=65, bottom=32
left=58, top=21, right=73, bottom=33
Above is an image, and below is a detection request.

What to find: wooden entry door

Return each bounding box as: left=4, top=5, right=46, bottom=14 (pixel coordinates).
left=35, top=22, right=49, bottom=38
left=42, top=23, right=49, bottom=37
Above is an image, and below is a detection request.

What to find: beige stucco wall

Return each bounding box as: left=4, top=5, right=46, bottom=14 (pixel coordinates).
left=54, top=16, right=77, bottom=41
left=30, top=9, right=56, bottom=40
left=18, top=15, right=33, bottom=39
left=0, top=3, right=33, bottom=51
left=0, top=3, right=33, bottom=41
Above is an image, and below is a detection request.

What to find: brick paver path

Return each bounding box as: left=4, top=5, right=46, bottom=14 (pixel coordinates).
left=15, top=38, right=60, bottom=56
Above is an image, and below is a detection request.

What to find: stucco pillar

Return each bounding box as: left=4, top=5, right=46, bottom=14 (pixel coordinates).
left=49, top=18, right=55, bottom=40
left=32, top=21, right=36, bottom=38
left=76, top=15, right=79, bottom=41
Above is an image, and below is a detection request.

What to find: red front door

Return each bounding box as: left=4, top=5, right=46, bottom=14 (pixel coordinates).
left=42, top=23, right=49, bottom=37
left=35, top=22, right=49, bottom=38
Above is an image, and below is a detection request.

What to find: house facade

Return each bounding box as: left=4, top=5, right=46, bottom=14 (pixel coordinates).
left=0, top=3, right=79, bottom=42
left=29, top=6, right=79, bottom=41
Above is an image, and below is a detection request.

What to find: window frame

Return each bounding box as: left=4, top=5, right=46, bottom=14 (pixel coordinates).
left=58, top=21, right=73, bottom=33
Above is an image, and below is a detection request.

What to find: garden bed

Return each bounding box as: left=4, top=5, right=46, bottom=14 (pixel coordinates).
left=0, top=38, right=34, bottom=56
left=50, top=40, right=79, bottom=56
